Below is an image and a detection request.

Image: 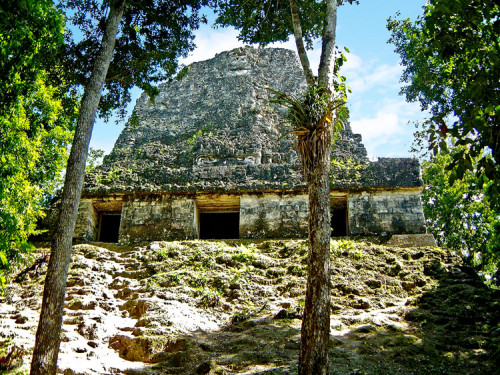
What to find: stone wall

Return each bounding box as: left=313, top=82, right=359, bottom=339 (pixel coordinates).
left=330, top=158, right=423, bottom=189
left=119, top=196, right=197, bottom=242
left=74, top=199, right=99, bottom=242
left=73, top=193, right=311, bottom=243
left=119, top=193, right=310, bottom=241
left=72, top=189, right=427, bottom=243
left=240, top=194, right=308, bottom=238
left=348, top=189, right=426, bottom=235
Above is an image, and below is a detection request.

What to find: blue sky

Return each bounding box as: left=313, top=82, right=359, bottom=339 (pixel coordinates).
left=90, top=0, right=428, bottom=160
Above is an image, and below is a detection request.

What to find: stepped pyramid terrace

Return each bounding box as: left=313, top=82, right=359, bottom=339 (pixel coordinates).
left=66, top=47, right=428, bottom=243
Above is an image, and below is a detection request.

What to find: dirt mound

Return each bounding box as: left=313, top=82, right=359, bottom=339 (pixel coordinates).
left=0, top=239, right=498, bottom=374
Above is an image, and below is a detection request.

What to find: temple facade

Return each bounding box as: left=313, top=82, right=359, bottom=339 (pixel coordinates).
left=67, top=47, right=426, bottom=243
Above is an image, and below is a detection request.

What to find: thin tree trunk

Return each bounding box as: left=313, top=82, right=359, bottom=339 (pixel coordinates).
left=318, top=0, right=337, bottom=88
left=30, top=2, right=126, bottom=374
left=299, top=144, right=332, bottom=375
left=293, top=0, right=338, bottom=373
left=289, top=0, right=315, bottom=85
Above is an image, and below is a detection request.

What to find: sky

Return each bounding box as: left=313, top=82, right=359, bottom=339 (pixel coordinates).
left=90, top=0, right=428, bottom=160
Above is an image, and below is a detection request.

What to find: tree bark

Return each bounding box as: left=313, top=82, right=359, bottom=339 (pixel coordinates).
left=318, top=0, right=338, bottom=88
left=289, top=0, right=315, bottom=86
left=30, top=2, right=126, bottom=374
left=299, top=143, right=332, bottom=375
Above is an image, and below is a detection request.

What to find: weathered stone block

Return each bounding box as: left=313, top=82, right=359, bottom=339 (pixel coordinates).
left=119, top=196, right=196, bottom=242
left=240, top=194, right=308, bottom=238
left=74, top=200, right=98, bottom=241
left=348, top=190, right=426, bottom=235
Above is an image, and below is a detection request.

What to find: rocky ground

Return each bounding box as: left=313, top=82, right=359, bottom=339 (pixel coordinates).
left=0, top=239, right=499, bottom=374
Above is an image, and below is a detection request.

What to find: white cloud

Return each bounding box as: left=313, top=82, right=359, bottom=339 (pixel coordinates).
left=180, top=25, right=245, bottom=65
left=336, top=52, right=427, bottom=158
left=342, top=54, right=402, bottom=95
left=350, top=98, right=423, bottom=158
left=342, top=53, right=363, bottom=71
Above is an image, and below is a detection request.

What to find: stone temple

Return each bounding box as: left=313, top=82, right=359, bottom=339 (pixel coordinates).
left=72, top=47, right=427, bottom=243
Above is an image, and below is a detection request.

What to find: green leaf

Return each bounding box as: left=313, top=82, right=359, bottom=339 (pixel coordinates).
left=0, top=252, right=7, bottom=266
left=448, top=170, right=457, bottom=185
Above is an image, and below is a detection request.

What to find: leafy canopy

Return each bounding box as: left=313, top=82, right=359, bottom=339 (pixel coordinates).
left=422, top=150, right=498, bottom=284
left=0, top=0, right=77, bottom=279
left=214, top=0, right=357, bottom=48
left=63, top=0, right=206, bottom=121
left=388, top=0, right=499, bottom=204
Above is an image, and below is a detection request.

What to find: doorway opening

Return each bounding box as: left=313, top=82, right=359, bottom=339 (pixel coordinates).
left=199, top=212, right=240, bottom=239
left=196, top=195, right=240, bottom=239
left=98, top=212, right=121, bottom=242
left=331, top=198, right=348, bottom=237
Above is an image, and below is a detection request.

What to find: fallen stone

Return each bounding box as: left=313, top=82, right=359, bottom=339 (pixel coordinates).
left=386, top=234, right=437, bottom=247
left=87, top=341, right=99, bottom=348
left=354, top=324, right=376, bottom=333
left=14, top=316, right=28, bottom=324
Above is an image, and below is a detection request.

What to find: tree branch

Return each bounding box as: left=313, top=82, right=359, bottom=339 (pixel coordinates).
left=289, top=0, right=315, bottom=85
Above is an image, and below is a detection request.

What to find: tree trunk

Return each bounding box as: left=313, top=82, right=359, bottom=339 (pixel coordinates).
left=295, top=0, right=338, bottom=373
left=318, top=0, right=337, bottom=88
left=30, top=2, right=126, bottom=374
left=298, top=144, right=332, bottom=375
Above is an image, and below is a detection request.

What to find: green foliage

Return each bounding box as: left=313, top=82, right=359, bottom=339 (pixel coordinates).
left=0, top=0, right=76, bottom=279
left=422, top=151, right=498, bottom=283
left=85, top=148, right=105, bottom=173
left=232, top=244, right=257, bottom=264
left=271, top=80, right=348, bottom=179
left=331, top=239, right=366, bottom=259
left=128, top=110, right=140, bottom=131
left=214, top=0, right=358, bottom=47
left=330, top=158, right=368, bottom=183
left=0, top=0, right=68, bottom=110
left=186, top=123, right=214, bottom=146
left=388, top=0, right=500, bottom=208
left=199, top=290, right=221, bottom=308
left=164, top=272, right=182, bottom=286
left=214, top=0, right=323, bottom=47
left=175, top=66, right=189, bottom=81
left=389, top=0, right=499, bottom=284
left=62, top=0, right=206, bottom=121
left=231, top=310, right=252, bottom=323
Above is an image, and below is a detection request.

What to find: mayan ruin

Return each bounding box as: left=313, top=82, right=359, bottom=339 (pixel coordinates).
left=67, top=47, right=428, bottom=243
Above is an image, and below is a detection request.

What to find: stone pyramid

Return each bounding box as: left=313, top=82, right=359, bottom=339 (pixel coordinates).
left=84, top=47, right=371, bottom=194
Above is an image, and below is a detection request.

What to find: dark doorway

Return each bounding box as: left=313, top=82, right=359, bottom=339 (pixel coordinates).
left=199, top=212, right=239, bottom=239
left=331, top=207, right=347, bottom=237
left=98, top=213, right=121, bottom=242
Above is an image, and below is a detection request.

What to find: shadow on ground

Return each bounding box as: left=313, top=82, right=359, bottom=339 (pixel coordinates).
left=127, top=260, right=499, bottom=375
